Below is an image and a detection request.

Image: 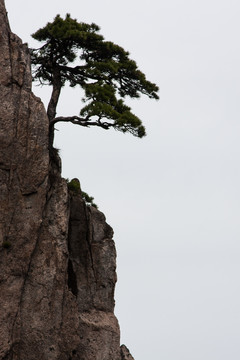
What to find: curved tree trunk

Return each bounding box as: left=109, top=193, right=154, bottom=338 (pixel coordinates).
left=47, top=68, right=62, bottom=147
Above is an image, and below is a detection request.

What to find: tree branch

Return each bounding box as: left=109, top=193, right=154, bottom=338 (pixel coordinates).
left=50, top=116, right=115, bottom=130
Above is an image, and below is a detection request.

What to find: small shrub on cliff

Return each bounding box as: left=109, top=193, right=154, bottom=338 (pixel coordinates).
left=82, top=191, right=98, bottom=209
left=66, top=178, right=98, bottom=208
left=67, top=178, right=81, bottom=193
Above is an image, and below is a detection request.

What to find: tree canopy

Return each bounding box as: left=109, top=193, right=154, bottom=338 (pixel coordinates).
left=30, top=14, right=159, bottom=142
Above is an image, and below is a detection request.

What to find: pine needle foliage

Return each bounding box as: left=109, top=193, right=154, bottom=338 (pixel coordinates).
left=31, top=14, right=159, bottom=140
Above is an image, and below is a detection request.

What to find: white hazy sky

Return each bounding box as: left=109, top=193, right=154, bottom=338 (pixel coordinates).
left=6, top=0, right=240, bottom=359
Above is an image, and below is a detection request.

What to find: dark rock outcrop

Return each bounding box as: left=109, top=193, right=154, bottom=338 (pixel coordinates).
left=0, top=0, right=134, bottom=359
left=120, top=345, right=135, bottom=360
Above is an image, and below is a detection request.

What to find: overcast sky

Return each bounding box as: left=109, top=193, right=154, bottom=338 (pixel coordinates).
left=6, top=0, right=240, bottom=359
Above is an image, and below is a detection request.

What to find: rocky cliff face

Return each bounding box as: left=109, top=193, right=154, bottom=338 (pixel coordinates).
left=0, top=1, right=134, bottom=359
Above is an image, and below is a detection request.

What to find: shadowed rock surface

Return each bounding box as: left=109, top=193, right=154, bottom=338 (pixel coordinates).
left=0, top=1, right=134, bottom=359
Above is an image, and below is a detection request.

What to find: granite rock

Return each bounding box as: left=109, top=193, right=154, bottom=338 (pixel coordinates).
left=0, top=1, right=134, bottom=359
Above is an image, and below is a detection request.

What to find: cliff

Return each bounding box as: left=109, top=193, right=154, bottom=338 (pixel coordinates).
left=0, top=1, right=134, bottom=359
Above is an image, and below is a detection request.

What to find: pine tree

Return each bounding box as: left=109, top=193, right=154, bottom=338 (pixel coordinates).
left=30, top=14, right=159, bottom=143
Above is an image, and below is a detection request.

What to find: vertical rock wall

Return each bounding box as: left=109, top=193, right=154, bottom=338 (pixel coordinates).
left=0, top=0, right=50, bottom=357
left=0, top=1, right=134, bottom=359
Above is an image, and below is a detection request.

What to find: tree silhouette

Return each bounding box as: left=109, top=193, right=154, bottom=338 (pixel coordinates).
left=30, top=14, right=159, bottom=144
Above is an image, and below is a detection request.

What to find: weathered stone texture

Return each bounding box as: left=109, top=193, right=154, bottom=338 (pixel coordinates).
left=64, top=193, right=120, bottom=359
left=0, top=0, right=135, bottom=359
left=0, top=0, right=50, bottom=358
